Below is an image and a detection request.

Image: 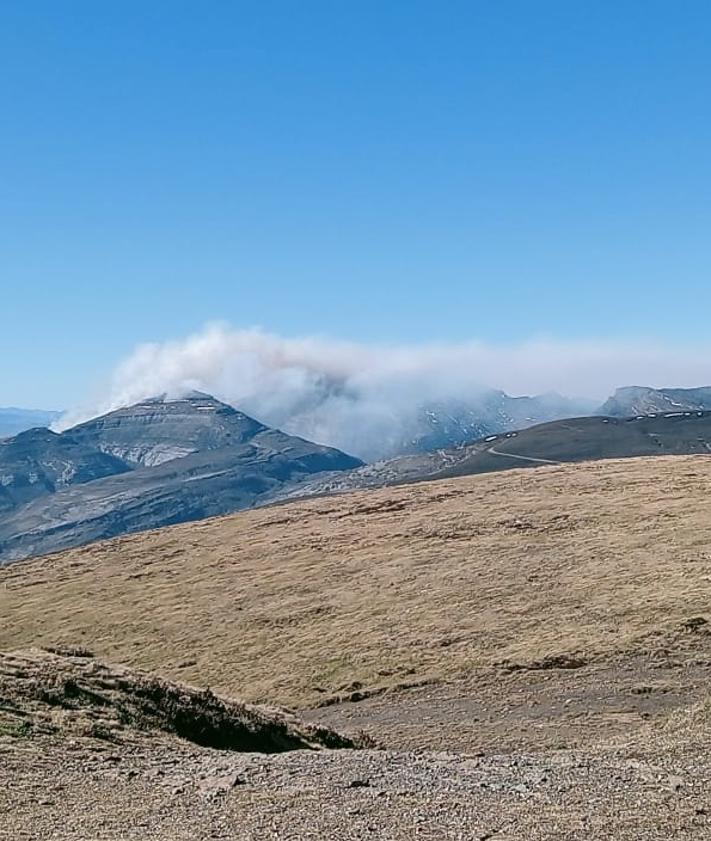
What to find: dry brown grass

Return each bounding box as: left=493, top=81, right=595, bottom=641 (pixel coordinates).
left=2, top=455, right=711, bottom=708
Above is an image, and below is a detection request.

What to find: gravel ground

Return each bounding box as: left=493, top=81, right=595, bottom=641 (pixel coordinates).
left=304, top=654, right=711, bottom=754
left=3, top=732, right=711, bottom=840
left=3, top=648, right=711, bottom=839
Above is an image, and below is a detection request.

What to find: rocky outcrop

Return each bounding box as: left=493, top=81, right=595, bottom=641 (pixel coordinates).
left=599, top=385, right=711, bottom=417
left=0, top=428, right=130, bottom=512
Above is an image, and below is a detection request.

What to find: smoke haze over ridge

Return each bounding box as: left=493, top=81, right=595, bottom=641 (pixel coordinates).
left=55, top=324, right=711, bottom=460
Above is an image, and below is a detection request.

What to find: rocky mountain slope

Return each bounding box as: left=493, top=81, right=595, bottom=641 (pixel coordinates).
left=0, top=394, right=362, bottom=564
left=67, top=392, right=268, bottom=467
left=0, top=427, right=130, bottom=513
left=277, top=409, right=711, bottom=499
left=405, top=391, right=594, bottom=454
left=599, top=385, right=711, bottom=416
left=274, top=387, right=594, bottom=460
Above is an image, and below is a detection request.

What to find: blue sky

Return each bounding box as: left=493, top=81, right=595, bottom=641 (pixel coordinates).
left=3, top=1, right=711, bottom=407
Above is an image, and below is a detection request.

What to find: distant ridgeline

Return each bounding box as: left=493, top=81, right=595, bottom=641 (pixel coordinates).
left=0, top=407, right=61, bottom=439
left=2, top=385, right=711, bottom=564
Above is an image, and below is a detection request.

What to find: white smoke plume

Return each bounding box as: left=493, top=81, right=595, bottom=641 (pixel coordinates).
left=56, top=323, right=711, bottom=460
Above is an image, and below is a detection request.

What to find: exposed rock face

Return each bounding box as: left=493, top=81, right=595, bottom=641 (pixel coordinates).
left=0, top=428, right=130, bottom=512
left=0, top=394, right=362, bottom=564
left=599, top=385, right=711, bottom=417
left=408, top=391, right=594, bottom=454
left=67, top=392, right=268, bottom=466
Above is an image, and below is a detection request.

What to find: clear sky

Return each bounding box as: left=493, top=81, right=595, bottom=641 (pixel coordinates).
left=3, top=1, right=711, bottom=407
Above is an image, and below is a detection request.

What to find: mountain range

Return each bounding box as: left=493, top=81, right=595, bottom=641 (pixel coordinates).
left=598, top=385, right=711, bottom=417
left=0, top=390, right=594, bottom=457
left=404, top=391, right=595, bottom=454
left=276, top=409, right=711, bottom=500
left=3, top=384, right=711, bottom=564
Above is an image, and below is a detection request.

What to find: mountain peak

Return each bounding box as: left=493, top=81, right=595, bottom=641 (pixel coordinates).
left=136, top=390, right=229, bottom=408
left=65, top=394, right=267, bottom=467
left=181, top=389, right=217, bottom=401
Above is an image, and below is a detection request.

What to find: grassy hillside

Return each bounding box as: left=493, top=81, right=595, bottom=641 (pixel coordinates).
left=2, top=455, right=711, bottom=708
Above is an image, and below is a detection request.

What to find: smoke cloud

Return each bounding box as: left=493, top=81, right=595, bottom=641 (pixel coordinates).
left=56, top=324, right=711, bottom=460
